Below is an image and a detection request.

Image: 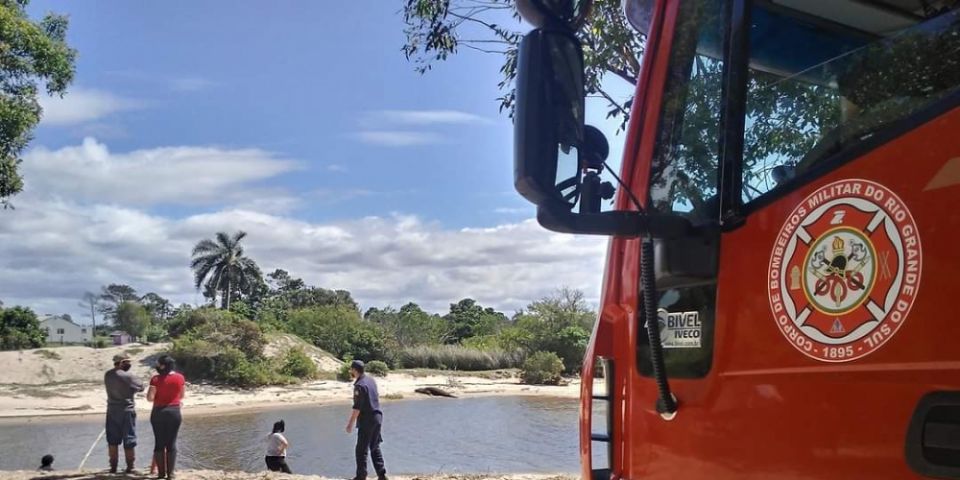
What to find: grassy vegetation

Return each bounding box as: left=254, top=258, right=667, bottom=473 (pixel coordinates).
left=382, top=393, right=404, bottom=400
left=398, top=345, right=525, bottom=371
left=124, top=347, right=144, bottom=356
left=397, top=368, right=518, bottom=379
left=33, top=349, right=61, bottom=360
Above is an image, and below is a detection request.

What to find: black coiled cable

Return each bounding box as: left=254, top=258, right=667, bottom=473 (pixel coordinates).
left=641, top=237, right=677, bottom=415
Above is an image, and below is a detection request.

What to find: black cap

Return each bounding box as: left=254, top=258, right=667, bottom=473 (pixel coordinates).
left=350, top=360, right=364, bottom=371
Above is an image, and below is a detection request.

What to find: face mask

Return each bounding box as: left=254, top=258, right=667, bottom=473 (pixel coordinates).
left=156, top=366, right=166, bottom=374
left=121, top=364, right=132, bottom=372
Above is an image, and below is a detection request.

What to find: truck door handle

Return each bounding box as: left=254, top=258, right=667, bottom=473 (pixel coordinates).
left=905, top=391, right=960, bottom=479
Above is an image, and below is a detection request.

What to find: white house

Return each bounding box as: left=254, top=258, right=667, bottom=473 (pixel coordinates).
left=39, top=315, right=92, bottom=344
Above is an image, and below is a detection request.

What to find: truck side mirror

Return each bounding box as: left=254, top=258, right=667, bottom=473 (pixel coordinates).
left=514, top=28, right=585, bottom=211
left=513, top=27, right=696, bottom=239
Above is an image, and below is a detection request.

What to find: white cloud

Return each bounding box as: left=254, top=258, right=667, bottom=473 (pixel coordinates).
left=354, top=131, right=443, bottom=147
left=21, top=138, right=299, bottom=207
left=0, top=198, right=608, bottom=320
left=371, top=110, right=490, bottom=126
left=39, top=87, right=142, bottom=126
left=169, top=77, right=216, bottom=92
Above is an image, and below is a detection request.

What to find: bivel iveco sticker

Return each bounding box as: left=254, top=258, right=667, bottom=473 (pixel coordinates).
left=657, top=309, right=701, bottom=349
left=767, top=179, right=922, bottom=362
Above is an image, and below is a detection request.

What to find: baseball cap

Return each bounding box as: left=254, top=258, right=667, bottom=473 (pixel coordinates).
left=113, top=353, right=131, bottom=364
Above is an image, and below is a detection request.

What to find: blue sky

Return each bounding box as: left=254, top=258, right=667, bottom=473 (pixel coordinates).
left=2, top=1, right=635, bottom=319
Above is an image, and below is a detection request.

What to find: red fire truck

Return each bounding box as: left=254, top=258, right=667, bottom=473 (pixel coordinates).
left=512, top=0, right=960, bottom=478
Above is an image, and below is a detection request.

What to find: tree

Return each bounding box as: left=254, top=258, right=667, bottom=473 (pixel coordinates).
left=402, top=0, right=639, bottom=129
left=0, top=1, right=77, bottom=208
left=79, top=292, right=102, bottom=339
left=98, top=284, right=139, bottom=323
left=0, top=305, right=45, bottom=350
left=443, top=298, right=507, bottom=344
left=266, top=269, right=306, bottom=293
left=141, top=292, right=172, bottom=323
left=368, top=302, right=451, bottom=348
left=190, top=231, right=263, bottom=310
left=115, top=302, right=151, bottom=339
left=508, top=287, right=595, bottom=373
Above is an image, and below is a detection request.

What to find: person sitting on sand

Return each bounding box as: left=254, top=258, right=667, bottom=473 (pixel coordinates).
left=38, top=454, right=54, bottom=471
left=265, top=420, right=292, bottom=473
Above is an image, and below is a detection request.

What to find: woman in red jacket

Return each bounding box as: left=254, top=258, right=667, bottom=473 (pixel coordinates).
left=147, top=355, right=185, bottom=479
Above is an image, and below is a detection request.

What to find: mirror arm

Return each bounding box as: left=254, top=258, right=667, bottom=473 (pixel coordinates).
left=536, top=204, right=694, bottom=238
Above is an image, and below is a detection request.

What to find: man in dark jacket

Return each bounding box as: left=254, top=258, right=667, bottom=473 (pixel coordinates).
left=345, top=360, right=387, bottom=480
left=104, top=353, right=144, bottom=473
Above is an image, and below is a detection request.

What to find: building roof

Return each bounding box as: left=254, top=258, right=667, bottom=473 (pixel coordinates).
left=109, top=331, right=131, bottom=336
left=39, top=315, right=86, bottom=328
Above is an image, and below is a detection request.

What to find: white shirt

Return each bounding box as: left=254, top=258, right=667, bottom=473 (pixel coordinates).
left=266, top=433, right=288, bottom=457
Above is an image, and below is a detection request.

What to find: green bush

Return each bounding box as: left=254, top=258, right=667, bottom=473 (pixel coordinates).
left=336, top=356, right=353, bottom=382
left=169, top=311, right=290, bottom=388
left=173, top=340, right=282, bottom=388
left=398, top=345, right=525, bottom=371
left=93, top=337, right=109, bottom=349
left=521, top=351, right=564, bottom=385
left=279, top=347, right=318, bottom=380
left=0, top=306, right=45, bottom=350
left=366, top=360, right=389, bottom=377
left=142, top=324, right=167, bottom=344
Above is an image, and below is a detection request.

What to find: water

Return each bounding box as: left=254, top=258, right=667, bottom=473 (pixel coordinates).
left=0, top=396, right=588, bottom=475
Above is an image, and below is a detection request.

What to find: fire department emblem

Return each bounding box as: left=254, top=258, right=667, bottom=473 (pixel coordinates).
left=767, top=179, right=922, bottom=362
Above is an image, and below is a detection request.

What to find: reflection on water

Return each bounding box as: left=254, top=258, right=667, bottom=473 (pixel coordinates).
left=0, top=396, right=589, bottom=475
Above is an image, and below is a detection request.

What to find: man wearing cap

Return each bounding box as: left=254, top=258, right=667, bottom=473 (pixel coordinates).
left=104, top=353, right=144, bottom=473
left=345, top=360, right=387, bottom=480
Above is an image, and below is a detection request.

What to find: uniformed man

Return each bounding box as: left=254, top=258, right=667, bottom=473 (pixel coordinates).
left=103, top=353, right=144, bottom=474
left=345, top=360, right=387, bottom=480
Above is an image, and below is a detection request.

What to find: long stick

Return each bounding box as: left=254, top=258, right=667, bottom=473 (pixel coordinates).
left=78, top=428, right=106, bottom=471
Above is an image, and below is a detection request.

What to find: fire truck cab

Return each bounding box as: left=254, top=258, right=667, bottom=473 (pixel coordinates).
left=512, top=0, right=960, bottom=479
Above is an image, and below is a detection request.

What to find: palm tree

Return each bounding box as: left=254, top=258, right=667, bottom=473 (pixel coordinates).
left=190, top=231, right=262, bottom=309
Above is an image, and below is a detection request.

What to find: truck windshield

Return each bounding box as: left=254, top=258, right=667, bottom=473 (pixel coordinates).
left=742, top=3, right=960, bottom=202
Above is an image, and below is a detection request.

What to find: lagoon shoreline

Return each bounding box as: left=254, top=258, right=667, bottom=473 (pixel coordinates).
left=0, top=374, right=581, bottom=422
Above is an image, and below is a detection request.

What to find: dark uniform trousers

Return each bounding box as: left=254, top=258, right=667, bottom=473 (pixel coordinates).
left=356, top=414, right=385, bottom=479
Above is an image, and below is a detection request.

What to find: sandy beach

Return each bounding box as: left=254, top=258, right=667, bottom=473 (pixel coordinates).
left=0, top=342, right=583, bottom=419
